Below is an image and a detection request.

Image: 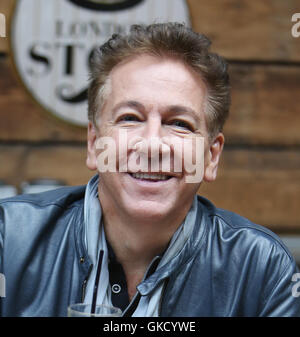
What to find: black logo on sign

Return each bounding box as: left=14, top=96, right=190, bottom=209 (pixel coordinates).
left=68, top=0, right=144, bottom=12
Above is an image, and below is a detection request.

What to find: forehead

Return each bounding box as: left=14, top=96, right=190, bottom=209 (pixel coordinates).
left=105, top=54, right=207, bottom=111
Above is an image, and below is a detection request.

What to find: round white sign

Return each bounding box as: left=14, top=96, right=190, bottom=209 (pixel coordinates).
left=10, top=0, right=191, bottom=127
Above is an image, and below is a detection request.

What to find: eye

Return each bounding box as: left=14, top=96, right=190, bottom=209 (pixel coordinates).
left=117, top=114, right=141, bottom=123
left=170, top=120, right=194, bottom=131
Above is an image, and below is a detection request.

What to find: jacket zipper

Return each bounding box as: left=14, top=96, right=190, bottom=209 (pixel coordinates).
left=81, top=264, right=93, bottom=302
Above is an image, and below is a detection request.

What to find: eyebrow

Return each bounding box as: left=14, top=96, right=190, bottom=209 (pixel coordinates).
left=112, top=100, right=145, bottom=116
left=167, top=105, right=201, bottom=123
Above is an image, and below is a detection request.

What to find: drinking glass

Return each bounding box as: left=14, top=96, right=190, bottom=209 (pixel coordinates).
left=68, top=303, right=122, bottom=317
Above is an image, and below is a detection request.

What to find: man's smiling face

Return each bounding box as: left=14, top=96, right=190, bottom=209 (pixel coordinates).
left=87, top=54, right=222, bottom=223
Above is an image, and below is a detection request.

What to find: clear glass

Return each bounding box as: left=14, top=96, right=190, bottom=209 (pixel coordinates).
left=68, top=303, right=122, bottom=317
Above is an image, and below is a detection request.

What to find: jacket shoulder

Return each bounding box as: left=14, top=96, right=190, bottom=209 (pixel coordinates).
left=198, top=195, right=293, bottom=260
left=0, top=185, right=86, bottom=209
left=0, top=185, right=86, bottom=242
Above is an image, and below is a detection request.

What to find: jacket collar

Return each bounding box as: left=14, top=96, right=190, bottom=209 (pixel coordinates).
left=137, top=196, right=209, bottom=296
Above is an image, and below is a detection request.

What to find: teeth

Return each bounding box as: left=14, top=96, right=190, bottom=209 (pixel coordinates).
left=131, top=173, right=170, bottom=180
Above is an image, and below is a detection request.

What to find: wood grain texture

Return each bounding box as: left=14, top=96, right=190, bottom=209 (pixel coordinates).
left=225, top=64, right=300, bottom=145
left=187, top=0, right=300, bottom=61
left=200, top=148, right=300, bottom=232
left=0, top=0, right=13, bottom=53
left=2, top=0, right=300, bottom=61
left=0, top=144, right=93, bottom=188
left=0, top=145, right=299, bottom=232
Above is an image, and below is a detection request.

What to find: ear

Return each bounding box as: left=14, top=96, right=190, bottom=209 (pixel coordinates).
left=203, top=133, right=224, bottom=183
left=86, top=122, right=98, bottom=171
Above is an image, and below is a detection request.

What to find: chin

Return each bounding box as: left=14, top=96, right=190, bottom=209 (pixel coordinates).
left=124, top=199, right=174, bottom=222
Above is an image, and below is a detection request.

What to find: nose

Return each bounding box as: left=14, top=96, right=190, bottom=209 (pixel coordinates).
left=143, top=115, right=164, bottom=139
left=142, top=115, right=170, bottom=156
left=134, top=115, right=173, bottom=172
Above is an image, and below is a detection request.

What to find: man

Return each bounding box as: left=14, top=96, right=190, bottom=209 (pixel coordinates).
left=0, top=23, right=299, bottom=317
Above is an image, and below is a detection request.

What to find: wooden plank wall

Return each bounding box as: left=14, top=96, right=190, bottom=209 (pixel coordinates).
left=0, top=0, right=300, bottom=233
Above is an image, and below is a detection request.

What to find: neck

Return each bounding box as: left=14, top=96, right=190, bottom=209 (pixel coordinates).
left=102, top=209, right=177, bottom=270
left=101, top=207, right=183, bottom=301
left=97, top=190, right=191, bottom=271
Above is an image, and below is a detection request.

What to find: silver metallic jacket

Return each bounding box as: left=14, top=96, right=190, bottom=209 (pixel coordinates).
left=0, top=186, right=299, bottom=316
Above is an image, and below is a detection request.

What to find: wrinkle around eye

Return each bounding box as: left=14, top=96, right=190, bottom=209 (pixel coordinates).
left=166, top=121, right=195, bottom=133
left=165, top=127, right=193, bottom=138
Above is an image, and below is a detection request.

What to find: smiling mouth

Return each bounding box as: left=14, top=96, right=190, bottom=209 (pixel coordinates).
left=129, top=172, right=173, bottom=181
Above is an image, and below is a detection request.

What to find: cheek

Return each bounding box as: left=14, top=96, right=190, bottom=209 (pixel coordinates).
left=181, top=137, right=205, bottom=166
left=94, top=130, right=120, bottom=173
left=97, top=129, right=146, bottom=173
left=203, top=143, right=212, bottom=168
left=117, top=130, right=147, bottom=171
